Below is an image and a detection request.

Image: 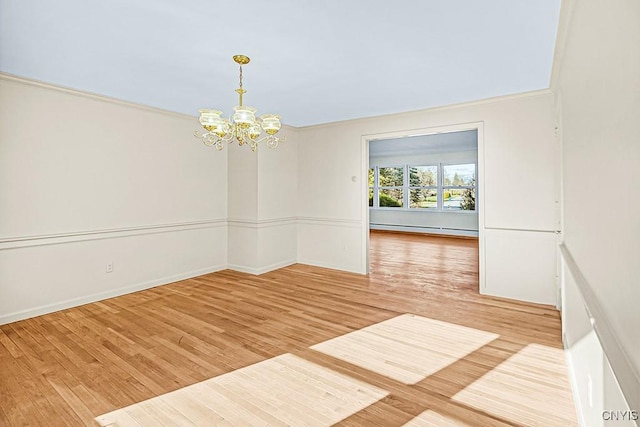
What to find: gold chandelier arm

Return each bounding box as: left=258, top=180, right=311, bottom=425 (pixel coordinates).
left=196, top=54, right=281, bottom=152
left=194, top=129, right=234, bottom=150
left=249, top=134, right=286, bottom=149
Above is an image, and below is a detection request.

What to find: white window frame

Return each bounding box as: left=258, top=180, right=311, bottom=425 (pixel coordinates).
left=408, top=164, right=439, bottom=209
left=370, top=163, right=477, bottom=212
left=441, top=162, right=477, bottom=211
left=376, top=165, right=405, bottom=209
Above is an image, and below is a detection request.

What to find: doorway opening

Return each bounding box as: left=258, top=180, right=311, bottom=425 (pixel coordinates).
left=361, top=123, right=485, bottom=291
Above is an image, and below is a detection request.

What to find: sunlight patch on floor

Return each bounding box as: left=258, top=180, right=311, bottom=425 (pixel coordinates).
left=95, top=353, right=388, bottom=426
left=452, top=343, right=578, bottom=426
left=310, top=313, right=499, bottom=384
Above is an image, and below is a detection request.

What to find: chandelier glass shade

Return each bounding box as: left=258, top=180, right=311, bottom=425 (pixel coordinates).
left=194, top=55, right=283, bottom=152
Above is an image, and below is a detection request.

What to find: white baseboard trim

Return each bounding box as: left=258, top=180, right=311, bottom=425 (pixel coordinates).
left=370, top=223, right=479, bottom=237
left=0, top=264, right=226, bottom=325
left=296, top=259, right=364, bottom=275
left=227, top=259, right=297, bottom=276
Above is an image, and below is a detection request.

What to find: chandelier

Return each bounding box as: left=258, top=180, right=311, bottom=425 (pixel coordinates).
left=194, top=55, right=283, bottom=152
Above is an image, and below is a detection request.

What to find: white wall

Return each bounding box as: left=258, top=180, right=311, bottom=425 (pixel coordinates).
left=297, top=91, right=558, bottom=305
left=0, top=75, right=560, bottom=322
left=369, top=149, right=478, bottom=235
left=227, top=126, right=298, bottom=274
left=0, top=74, right=298, bottom=322
left=0, top=75, right=228, bottom=323
left=257, top=131, right=298, bottom=271
left=554, top=0, right=640, bottom=420
left=562, top=252, right=636, bottom=426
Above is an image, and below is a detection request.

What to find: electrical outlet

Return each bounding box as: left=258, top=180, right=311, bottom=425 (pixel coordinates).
left=106, top=263, right=113, bottom=273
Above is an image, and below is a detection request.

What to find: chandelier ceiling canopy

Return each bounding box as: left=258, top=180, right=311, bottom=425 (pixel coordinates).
left=195, top=55, right=283, bottom=152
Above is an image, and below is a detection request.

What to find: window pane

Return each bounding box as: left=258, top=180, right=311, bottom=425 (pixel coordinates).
left=443, top=188, right=475, bottom=210
left=379, top=188, right=403, bottom=207
left=379, top=167, right=403, bottom=187
left=369, top=187, right=374, bottom=207
left=409, top=166, right=437, bottom=187
left=368, top=168, right=375, bottom=187
left=443, top=164, right=475, bottom=186
left=409, top=189, right=437, bottom=209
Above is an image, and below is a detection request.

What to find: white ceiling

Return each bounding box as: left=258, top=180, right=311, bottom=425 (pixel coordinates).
left=0, top=0, right=561, bottom=127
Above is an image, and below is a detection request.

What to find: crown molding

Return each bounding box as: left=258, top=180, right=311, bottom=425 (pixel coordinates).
left=1, top=72, right=298, bottom=131
left=549, top=0, right=577, bottom=92
left=0, top=72, right=197, bottom=120
left=2, top=72, right=552, bottom=132
left=298, top=88, right=553, bottom=131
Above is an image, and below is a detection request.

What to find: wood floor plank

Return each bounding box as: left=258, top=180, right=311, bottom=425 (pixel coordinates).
left=97, top=354, right=387, bottom=426
left=0, top=231, right=576, bottom=426
left=311, top=314, right=501, bottom=385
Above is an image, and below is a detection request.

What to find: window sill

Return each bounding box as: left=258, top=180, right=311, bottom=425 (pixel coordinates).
left=369, top=207, right=477, bottom=214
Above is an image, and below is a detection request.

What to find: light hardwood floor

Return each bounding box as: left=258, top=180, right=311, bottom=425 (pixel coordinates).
left=0, top=231, right=576, bottom=426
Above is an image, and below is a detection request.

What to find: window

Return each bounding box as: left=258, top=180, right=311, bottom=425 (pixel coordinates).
left=370, top=163, right=476, bottom=211
left=368, top=168, right=375, bottom=207
left=409, top=165, right=437, bottom=209
left=443, top=164, right=476, bottom=210
left=378, top=166, right=404, bottom=207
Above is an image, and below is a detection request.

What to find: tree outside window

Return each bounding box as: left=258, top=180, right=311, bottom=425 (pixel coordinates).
left=368, top=168, right=375, bottom=207
left=409, top=165, right=437, bottom=209
left=369, top=163, right=476, bottom=211
left=443, top=164, right=476, bottom=210
left=378, top=167, right=403, bottom=207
